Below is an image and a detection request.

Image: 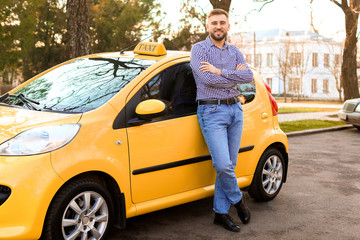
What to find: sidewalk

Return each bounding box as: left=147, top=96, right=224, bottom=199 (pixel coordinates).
left=276, top=102, right=352, bottom=136
left=277, top=102, right=343, bottom=109
left=278, top=111, right=340, bottom=122
left=277, top=102, right=342, bottom=122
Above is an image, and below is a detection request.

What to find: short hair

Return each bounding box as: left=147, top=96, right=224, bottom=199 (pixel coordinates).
left=208, top=8, right=229, bottom=19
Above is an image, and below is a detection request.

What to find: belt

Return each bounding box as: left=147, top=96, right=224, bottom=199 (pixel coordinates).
left=198, top=97, right=239, bottom=105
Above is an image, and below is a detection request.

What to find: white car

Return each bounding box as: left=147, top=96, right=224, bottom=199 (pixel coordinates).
left=338, top=98, right=360, bottom=130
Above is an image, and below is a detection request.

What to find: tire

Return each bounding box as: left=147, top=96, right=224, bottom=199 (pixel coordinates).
left=42, top=178, right=114, bottom=240
left=353, top=124, right=360, bottom=130
left=248, top=148, right=285, bottom=202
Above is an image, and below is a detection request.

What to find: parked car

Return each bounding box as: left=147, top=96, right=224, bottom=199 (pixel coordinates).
left=338, top=98, right=360, bottom=130
left=0, top=42, right=289, bottom=240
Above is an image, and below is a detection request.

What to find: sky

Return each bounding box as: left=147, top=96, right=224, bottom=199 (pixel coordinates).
left=157, top=0, right=348, bottom=40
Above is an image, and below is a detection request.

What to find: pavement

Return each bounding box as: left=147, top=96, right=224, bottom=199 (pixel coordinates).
left=276, top=102, right=354, bottom=136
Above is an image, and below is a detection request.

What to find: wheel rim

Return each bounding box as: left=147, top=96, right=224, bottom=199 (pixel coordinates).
left=262, top=155, right=283, bottom=195
left=61, top=191, right=109, bottom=240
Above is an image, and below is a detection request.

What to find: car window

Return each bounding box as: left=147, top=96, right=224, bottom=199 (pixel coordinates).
left=5, top=58, right=155, bottom=113
left=237, top=81, right=256, bottom=104
left=140, top=62, right=197, bottom=117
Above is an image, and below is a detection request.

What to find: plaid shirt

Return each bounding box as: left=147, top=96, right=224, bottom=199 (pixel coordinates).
left=190, top=36, right=253, bottom=100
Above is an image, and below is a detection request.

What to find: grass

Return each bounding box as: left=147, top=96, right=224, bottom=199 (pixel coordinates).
left=278, top=107, right=339, bottom=114
left=279, top=119, right=347, bottom=133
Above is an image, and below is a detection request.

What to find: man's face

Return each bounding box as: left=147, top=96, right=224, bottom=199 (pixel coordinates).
left=206, top=14, right=230, bottom=42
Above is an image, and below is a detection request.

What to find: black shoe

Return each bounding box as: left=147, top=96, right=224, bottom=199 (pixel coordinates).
left=213, top=213, right=240, bottom=232
left=234, top=195, right=251, bottom=224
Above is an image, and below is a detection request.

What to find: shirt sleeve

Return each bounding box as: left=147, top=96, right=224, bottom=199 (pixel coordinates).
left=221, top=48, right=253, bottom=83
left=190, top=44, right=237, bottom=88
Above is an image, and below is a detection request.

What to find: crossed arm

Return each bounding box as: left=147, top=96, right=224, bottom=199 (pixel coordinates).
left=190, top=44, right=253, bottom=88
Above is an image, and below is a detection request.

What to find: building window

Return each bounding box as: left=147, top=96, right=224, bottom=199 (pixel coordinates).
left=289, top=78, right=300, bottom=92
left=266, top=53, right=273, bottom=66
left=255, top=54, right=262, bottom=67
left=312, top=53, right=318, bottom=67
left=324, top=54, right=330, bottom=68
left=335, top=54, right=341, bottom=66
left=323, top=79, right=329, bottom=93
left=311, top=79, right=317, bottom=93
left=266, top=78, right=272, bottom=88
left=290, top=53, right=302, bottom=67
left=245, top=54, right=252, bottom=65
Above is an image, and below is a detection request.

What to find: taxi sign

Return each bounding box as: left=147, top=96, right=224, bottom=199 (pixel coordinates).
left=134, top=42, right=167, bottom=56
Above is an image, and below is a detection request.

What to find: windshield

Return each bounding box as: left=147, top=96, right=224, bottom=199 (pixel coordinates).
left=4, top=57, right=155, bottom=112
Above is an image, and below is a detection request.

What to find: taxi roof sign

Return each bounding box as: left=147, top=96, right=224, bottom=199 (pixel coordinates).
left=133, top=42, right=167, bottom=56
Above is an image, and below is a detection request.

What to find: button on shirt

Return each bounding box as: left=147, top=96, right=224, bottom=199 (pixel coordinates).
left=190, top=36, right=253, bottom=100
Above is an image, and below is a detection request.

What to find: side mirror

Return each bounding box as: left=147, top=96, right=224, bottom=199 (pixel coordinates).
left=128, top=99, right=167, bottom=126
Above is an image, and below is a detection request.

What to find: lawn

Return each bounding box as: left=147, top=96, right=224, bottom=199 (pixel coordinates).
left=279, top=119, right=347, bottom=133
left=278, top=107, right=339, bottom=114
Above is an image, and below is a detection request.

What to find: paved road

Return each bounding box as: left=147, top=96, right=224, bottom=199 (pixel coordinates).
left=108, top=128, right=360, bottom=240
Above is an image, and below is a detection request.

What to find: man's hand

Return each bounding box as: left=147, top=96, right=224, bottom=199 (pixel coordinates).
left=236, top=64, right=247, bottom=70
left=200, top=62, right=222, bottom=76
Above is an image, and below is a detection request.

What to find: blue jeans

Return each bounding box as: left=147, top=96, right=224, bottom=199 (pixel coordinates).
left=197, top=102, right=244, bottom=214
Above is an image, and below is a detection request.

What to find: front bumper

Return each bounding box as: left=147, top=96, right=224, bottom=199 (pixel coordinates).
left=0, top=154, right=64, bottom=239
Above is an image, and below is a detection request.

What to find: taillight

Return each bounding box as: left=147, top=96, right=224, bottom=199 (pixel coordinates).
left=263, top=82, right=278, bottom=116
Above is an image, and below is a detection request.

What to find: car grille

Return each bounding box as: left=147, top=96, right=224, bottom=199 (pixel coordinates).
left=0, top=185, right=11, bottom=206
left=343, top=102, right=356, bottom=112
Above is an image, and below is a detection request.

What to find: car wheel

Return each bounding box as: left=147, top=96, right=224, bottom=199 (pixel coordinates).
left=42, top=178, right=114, bottom=240
left=353, top=124, right=360, bottom=130
left=248, top=148, right=285, bottom=201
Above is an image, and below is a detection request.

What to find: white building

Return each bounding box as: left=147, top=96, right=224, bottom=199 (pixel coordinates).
left=230, top=29, right=343, bottom=101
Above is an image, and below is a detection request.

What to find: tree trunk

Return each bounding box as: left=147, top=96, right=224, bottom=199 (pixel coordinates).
left=332, top=0, right=360, bottom=100
left=209, top=0, right=232, bottom=12
left=66, top=0, right=90, bottom=59
left=341, top=6, right=359, bottom=100
left=283, top=74, right=287, bottom=102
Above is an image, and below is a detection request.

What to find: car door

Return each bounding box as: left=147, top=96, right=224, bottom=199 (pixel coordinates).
left=125, top=61, right=216, bottom=203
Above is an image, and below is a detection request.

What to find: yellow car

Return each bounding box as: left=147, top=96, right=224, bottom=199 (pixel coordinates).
left=0, top=42, right=288, bottom=240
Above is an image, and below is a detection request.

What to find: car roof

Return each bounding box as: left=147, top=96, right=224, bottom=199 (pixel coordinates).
left=81, top=42, right=190, bottom=62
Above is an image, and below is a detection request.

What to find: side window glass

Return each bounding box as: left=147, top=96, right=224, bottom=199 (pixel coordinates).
left=237, top=80, right=256, bottom=104
left=140, top=62, right=197, bottom=117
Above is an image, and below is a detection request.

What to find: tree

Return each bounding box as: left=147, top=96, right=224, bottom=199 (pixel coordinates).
left=275, top=33, right=293, bottom=102
left=66, top=0, right=90, bottom=58
left=328, top=0, right=360, bottom=100
left=325, top=42, right=344, bottom=100
left=89, top=0, right=159, bottom=53
left=163, top=0, right=207, bottom=50
left=5, top=0, right=67, bottom=81
left=209, top=0, right=232, bottom=12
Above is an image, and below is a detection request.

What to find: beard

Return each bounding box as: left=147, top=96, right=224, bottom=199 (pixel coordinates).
left=210, top=31, right=227, bottom=42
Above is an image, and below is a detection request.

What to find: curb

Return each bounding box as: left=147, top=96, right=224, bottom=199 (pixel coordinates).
left=286, top=124, right=353, bottom=137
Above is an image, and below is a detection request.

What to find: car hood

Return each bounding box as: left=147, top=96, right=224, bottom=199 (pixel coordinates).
left=0, top=106, right=82, bottom=143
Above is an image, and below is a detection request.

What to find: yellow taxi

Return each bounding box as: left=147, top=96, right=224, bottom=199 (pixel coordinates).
left=0, top=42, right=288, bottom=239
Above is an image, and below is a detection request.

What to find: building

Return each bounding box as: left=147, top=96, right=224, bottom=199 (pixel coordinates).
left=231, top=29, right=344, bottom=101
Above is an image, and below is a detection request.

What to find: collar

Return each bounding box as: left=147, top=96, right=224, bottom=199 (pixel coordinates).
left=205, top=36, right=229, bottom=50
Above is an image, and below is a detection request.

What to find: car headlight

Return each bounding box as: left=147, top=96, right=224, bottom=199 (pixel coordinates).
left=355, top=104, right=360, bottom=113
left=0, top=124, right=80, bottom=156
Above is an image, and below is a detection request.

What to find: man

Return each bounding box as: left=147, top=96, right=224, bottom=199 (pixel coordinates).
left=190, top=9, right=253, bottom=232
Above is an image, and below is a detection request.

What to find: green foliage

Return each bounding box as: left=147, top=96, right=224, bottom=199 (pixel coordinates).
left=163, top=0, right=208, bottom=50
left=90, top=0, right=159, bottom=52
left=278, top=107, right=339, bottom=114
left=0, top=0, right=67, bottom=81
left=0, top=0, right=160, bottom=83
left=279, top=120, right=346, bottom=133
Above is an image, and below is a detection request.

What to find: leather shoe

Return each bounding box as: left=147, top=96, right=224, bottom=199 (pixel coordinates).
left=213, top=213, right=240, bottom=232
left=234, top=195, right=251, bottom=224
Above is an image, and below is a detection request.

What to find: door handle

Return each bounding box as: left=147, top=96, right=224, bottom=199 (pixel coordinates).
left=261, top=113, right=269, bottom=120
